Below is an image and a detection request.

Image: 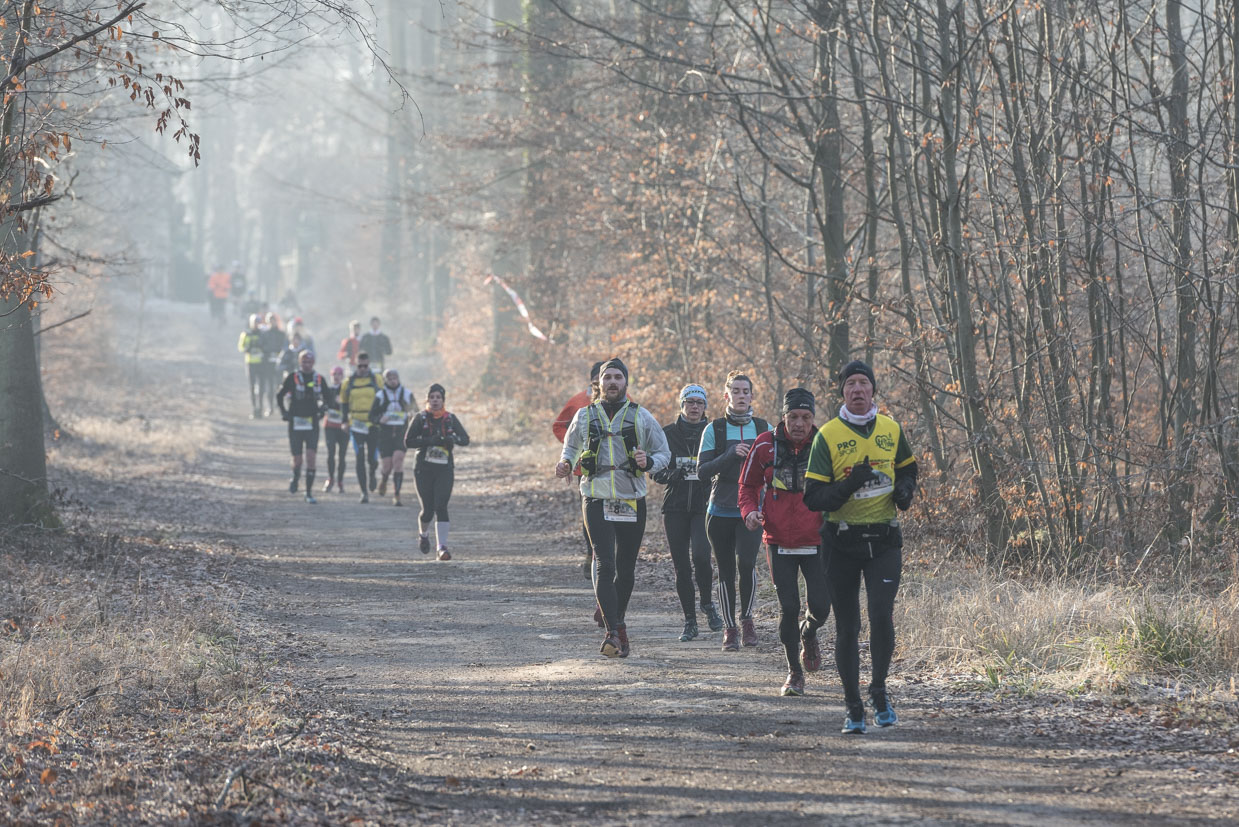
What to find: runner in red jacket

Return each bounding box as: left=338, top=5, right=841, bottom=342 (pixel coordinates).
left=738, top=387, right=829, bottom=697
left=554, top=361, right=605, bottom=591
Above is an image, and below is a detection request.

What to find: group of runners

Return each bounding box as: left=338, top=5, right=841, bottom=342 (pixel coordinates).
left=238, top=315, right=468, bottom=561
left=554, top=358, right=917, bottom=734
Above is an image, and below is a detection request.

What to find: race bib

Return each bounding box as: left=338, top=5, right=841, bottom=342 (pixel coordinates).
left=426, top=446, right=450, bottom=465
left=326, top=409, right=344, bottom=425
left=381, top=411, right=407, bottom=426
left=292, top=416, right=313, bottom=431
left=602, top=499, right=638, bottom=523
left=350, top=419, right=370, bottom=434
left=852, top=469, right=894, bottom=500
left=777, top=545, right=818, bottom=556
left=676, top=456, right=699, bottom=481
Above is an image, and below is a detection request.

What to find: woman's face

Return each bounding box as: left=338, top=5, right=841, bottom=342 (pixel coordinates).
left=427, top=391, right=445, bottom=412
left=725, top=379, right=752, bottom=413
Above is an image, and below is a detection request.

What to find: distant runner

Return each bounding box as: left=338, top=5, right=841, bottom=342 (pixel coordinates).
left=405, top=384, right=470, bottom=560
left=553, top=361, right=603, bottom=584
left=322, top=366, right=348, bottom=493
left=341, top=352, right=383, bottom=503
left=370, top=369, right=414, bottom=506
left=237, top=314, right=265, bottom=419
left=276, top=349, right=333, bottom=504
left=360, top=317, right=392, bottom=373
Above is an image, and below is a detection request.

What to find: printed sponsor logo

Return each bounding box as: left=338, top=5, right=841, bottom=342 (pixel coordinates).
left=875, top=433, right=894, bottom=451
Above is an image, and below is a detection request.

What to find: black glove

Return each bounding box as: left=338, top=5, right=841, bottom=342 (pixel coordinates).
left=893, top=476, right=916, bottom=511
left=281, top=411, right=292, bottom=423
left=840, top=456, right=877, bottom=494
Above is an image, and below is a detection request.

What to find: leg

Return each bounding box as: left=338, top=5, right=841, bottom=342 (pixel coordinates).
left=766, top=546, right=803, bottom=674
left=862, top=544, right=903, bottom=692
left=612, top=500, right=647, bottom=625
left=325, top=432, right=337, bottom=480
left=800, top=550, right=831, bottom=634
left=663, top=512, right=697, bottom=619
left=584, top=499, right=620, bottom=631
left=414, top=465, right=435, bottom=536
left=736, top=522, right=762, bottom=620
left=391, top=450, right=406, bottom=503
left=824, top=545, right=866, bottom=708
left=303, top=432, right=318, bottom=493
left=433, top=467, right=454, bottom=549
left=707, top=514, right=739, bottom=628
left=351, top=431, right=369, bottom=493
left=689, top=514, right=714, bottom=610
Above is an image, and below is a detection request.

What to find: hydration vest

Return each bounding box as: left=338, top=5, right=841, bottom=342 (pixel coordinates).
left=580, top=402, right=641, bottom=477
left=292, top=371, right=324, bottom=404
left=770, top=431, right=811, bottom=493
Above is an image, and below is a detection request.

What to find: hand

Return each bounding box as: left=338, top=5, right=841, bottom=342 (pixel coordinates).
left=734, top=442, right=752, bottom=459
left=744, top=511, right=763, bottom=531
left=281, top=412, right=292, bottom=423
left=633, top=448, right=648, bottom=470
left=555, top=460, right=572, bottom=479
left=893, top=476, right=916, bottom=510
left=843, top=456, right=877, bottom=492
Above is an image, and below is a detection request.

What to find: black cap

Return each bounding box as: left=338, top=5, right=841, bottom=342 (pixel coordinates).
left=598, top=358, right=628, bottom=382
left=782, top=387, right=815, bottom=416
left=428, top=383, right=446, bottom=398
left=589, top=361, right=605, bottom=381
left=837, top=360, right=876, bottom=395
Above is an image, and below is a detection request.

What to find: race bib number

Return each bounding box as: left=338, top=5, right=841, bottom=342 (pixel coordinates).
left=426, top=446, right=450, bottom=465
left=350, top=419, right=370, bottom=434
left=852, top=469, right=894, bottom=500
left=381, top=411, right=407, bottom=426
left=777, top=546, right=818, bottom=556
left=326, top=409, right=344, bottom=425
left=602, top=499, right=638, bottom=523
left=292, top=416, right=313, bottom=431
left=676, top=456, right=699, bottom=481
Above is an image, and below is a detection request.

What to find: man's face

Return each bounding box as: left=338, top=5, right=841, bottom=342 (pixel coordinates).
left=725, top=379, right=752, bottom=413
left=784, top=409, right=814, bottom=442
left=385, top=372, right=399, bottom=389
left=842, top=373, right=874, bottom=415
left=427, top=391, right=444, bottom=412
left=299, top=352, right=315, bottom=372
left=601, top=368, right=627, bottom=402
left=681, top=398, right=706, bottom=423
left=356, top=359, right=370, bottom=376
left=371, top=319, right=380, bottom=331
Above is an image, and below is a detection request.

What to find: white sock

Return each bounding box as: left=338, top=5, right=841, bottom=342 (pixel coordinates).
left=419, top=522, right=430, bottom=539
left=435, top=521, right=450, bottom=549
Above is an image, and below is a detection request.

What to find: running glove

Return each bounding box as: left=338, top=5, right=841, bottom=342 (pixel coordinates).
left=841, top=457, right=877, bottom=494
left=893, top=475, right=916, bottom=510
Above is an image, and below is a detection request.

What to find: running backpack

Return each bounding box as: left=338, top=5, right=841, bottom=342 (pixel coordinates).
left=580, top=402, right=641, bottom=477
left=711, top=416, right=769, bottom=459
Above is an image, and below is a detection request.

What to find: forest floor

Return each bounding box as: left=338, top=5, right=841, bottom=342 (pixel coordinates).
left=2, top=294, right=1237, bottom=825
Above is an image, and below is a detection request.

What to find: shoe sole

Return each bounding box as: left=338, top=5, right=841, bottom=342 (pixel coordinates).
left=780, top=687, right=804, bottom=697
left=600, top=642, right=620, bottom=658
left=875, top=714, right=897, bottom=727
left=841, top=725, right=867, bottom=734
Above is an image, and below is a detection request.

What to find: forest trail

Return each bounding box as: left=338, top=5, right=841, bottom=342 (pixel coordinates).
left=53, top=299, right=1237, bottom=825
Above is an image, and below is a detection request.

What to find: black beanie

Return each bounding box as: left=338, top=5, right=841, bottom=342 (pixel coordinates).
left=598, top=357, right=628, bottom=382
left=428, top=383, right=446, bottom=399
left=837, top=360, right=876, bottom=394
left=782, top=387, right=816, bottom=416
left=589, top=361, right=605, bottom=381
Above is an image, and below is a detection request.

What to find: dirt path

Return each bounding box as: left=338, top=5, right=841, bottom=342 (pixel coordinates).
left=47, top=298, right=1239, bottom=824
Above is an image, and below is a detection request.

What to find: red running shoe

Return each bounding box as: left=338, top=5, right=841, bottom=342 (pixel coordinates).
left=617, top=626, right=630, bottom=658
left=600, top=632, right=621, bottom=658
left=800, top=623, right=822, bottom=673
left=722, top=628, right=740, bottom=652
left=741, top=616, right=758, bottom=647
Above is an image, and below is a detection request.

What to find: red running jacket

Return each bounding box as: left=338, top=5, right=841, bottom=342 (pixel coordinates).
left=738, top=424, right=823, bottom=549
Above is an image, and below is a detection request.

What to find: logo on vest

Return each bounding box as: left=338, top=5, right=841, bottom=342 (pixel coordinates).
left=875, top=433, right=894, bottom=451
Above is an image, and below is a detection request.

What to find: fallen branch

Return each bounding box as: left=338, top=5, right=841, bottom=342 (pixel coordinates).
left=34, top=309, right=92, bottom=336
left=215, top=764, right=248, bottom=810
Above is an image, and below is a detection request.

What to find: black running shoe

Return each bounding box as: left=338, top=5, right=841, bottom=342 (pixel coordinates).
left=369, top=470, right=377, bottom=492
left=703, top=603, right=724, bottom=632
left=288, top=478, right=297, bottom=494
left=419, top=535, right=431, bottom=555
left=679, top=619, right=699, bottom=642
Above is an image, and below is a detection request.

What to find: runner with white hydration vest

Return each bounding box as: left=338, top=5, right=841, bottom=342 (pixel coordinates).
left=370, top=369, right=414, bottom=506
left=556, top=358, right=670, bottom=659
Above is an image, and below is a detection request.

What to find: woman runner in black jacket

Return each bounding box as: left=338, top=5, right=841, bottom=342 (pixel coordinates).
left=404, top=383, right=470, bottom=561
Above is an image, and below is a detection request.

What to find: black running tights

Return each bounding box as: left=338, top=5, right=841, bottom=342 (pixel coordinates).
left=583, top=497, right=647, bottom=632
left=414, top=463, right=454, bottom=523
left=766, top=546, right=830, bottom=674
left=325, top=428, right=349, bottom=480
left=663, top=512, right=712, bottom=619
left=824, top=542, right=901, bottom=706
left=707, top=514, right=761, bottom=628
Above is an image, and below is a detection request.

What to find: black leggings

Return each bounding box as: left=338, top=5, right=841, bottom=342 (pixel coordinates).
left=766, top=546, right=830, bottom=674
left=351, top=428, right=379, bottom=488
left=246, top=363, right=263, bottom=411
left=707, top=514, right=762, bottom=628
left=414, top=462, right=454, bottom=523
left=325, top=427, right=349, bottom=480
left=583, top=497, right=647, bottom=632
left=825, top=541, right=902, bottom=706
left=663, top=512, right=712, bottom=618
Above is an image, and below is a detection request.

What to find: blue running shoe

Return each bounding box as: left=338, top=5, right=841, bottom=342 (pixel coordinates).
left=842, top=705, right=867, bottom=734
left=870, top=688, right=897, bottom=727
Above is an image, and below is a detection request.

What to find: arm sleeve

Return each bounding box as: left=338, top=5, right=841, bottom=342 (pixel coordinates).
left=802, top=430, right=846, bottom=513
left=652, top=425, right=677, bottom=484
left=449, top=414, right=470, bottom=446
left=368, top=393, right=383, bottom=424
left=638, top=408, right=670, bottom=473
left=560, top=409, right=585, bottom=465
left=276, top=375, right=292, bottom=416
left=404, top=413, right=422, bottom=449
left=697, top=422, right=739, bottom=481
left=736, top=435, right=771, bottom=518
